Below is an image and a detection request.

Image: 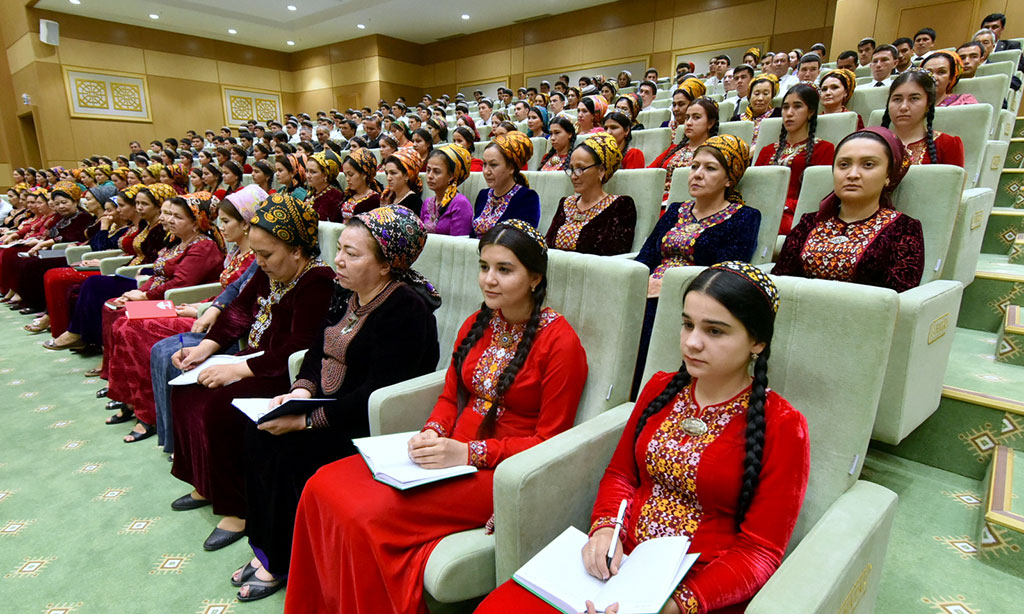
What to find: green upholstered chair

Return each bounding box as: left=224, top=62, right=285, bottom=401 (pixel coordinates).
left=165, top=283, right=222, bottom=305
left=490, top=267, right=900, bottom=613
left=951, top=74, right=1010, bottom=136
left=528, top=137, right=550, bottom=171
left=785, top=164, right=967, bottom=444
left=359, top=239, right=649, bottom=604
left=521, top=172, right=574, bottom=236
left=316, top=221, right=346, bottom=269
left=65, top=246, right=121, bottom=265
left=651, top=98, right=671, bottom=109
left=988, top=48, right=1022, bottom=67
left=975, top=60, right=1015, bottom=81
left=604, top=168, right=668, bottom=253
left=99, top=255, right=132, bottom=275
left=630, top=128, right=672, bottom=167
left=667, top=165, right=790, bottom=265
left=718, top=99, right=736, bottom=123
left=846, top=86, right=890, bottom=128
left=718, top=120, right=755, bottom=146
left=854, top=65, right=871, bottom=78
left=637, top=108, right=671, bottom=128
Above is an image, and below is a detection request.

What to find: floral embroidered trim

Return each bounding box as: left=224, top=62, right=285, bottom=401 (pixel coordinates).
left=553, top=194, right=617, bottom=251
left=771, top=139, right=808, bottom=167
left=800, top=208, right=901, bottom=282
left=652, top=201, right=742, bottom=279
left=341, top=190, right=378, bottom=221
left=662, top=146, right=695, bottom=197
left=422, top=421, right=449, bottom=437
left=905, top=131, right=945, bottom=165
left=472, top=184, right=522, bottom=236
left=320, top=281, right=402, bottom=394
left=248, top=258, right=327, bottom=349
left=589, top=516, right=620, bottom=536
left=220, top=247, right=253, bottom=287
left=673, top=584, right=701, bottom=614
left=468, top=440, right=488, bottom=467
left=484, top=513, right=496, bottom=535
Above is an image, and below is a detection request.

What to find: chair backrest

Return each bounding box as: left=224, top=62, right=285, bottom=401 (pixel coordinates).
left=646, top=267, right=899, bottom=544
left=854, top=65, right=871, bottom=77
left=667, top=166, right=789, bottom=264
left=637, top=108, right=671, bottom=128
left=952, top=74, right=1010, bottom=134
left=751, top=113, right=857, bottom=165
left=847, top=86, right=890, bottom=126
left=975, top=60, right=1015, bottom=81
left=528, top=137, right=551, bottom=171
left=604, top=168, right=668, bottom=252
left=751, top=118, right=783, bottom=161
left=718, top=120, right=755, bottom=146
left=867, top=104, right=991, bottom=188
left=988, top=48, right=1022, bottom=66
left=630, top=128, right=672, bottom=166
left=415, top=234, right=649, bottom=420
left=790, top=164, right=965, bottom=283
left=718, top=99, right=736, bottom=124
left=524, top=171, right=575, bottom=234
left=317, top=221, right=345, bottom=269
left=652, top=98, right=671, bottom=109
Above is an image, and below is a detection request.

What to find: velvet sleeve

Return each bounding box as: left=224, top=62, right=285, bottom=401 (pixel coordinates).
left=937, top=133, right=965, bottom=168
left=596, top=196, right=637, bottom=256
left=143, top=240, right=224, bottom=300
left=771, top=212, right=815, bottom=277
left=679, top=395, right=809, bottom=613
left=544, top=197, right=569, bottom=246
left=881, top=214, right=924, bottom=293
left=754, top=143, right=776, bottom=166
left=352, top=193, right=381, bottom=216
left=422, top=314, right=478, bottom=437
left=811, top=140, right=835, bottom=166
left=589, top=371, right=676, bottom=533
left=469, top=317, right=588, bottom=468
left=648, top=143, right=679, bottom=170
left=636, top=202, right=682, bottom=272
left=56, top=214, right=94, bottom=243
left=705, top=206, right=760, bottom=264
left=506, top=188, right=541, bottom=229
left=243, top=272, right=335, bottom=377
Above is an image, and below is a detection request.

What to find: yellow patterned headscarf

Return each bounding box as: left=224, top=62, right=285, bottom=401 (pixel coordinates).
left=120, top=184, right=144, bottom=202
left=745, top=47, right=762, bottom=63
left=697, top=134, right=750, bottom=206
left=433, top=144, right=472, bottom=212
left=144, top=163, right=165, bottom=180
left=743, top=74, right=780, bottom=120
left=251, top=193, right=320, bottom=252
left=383, top=148, right=423, bottom=203
left=95, top=164, right=113, bottom=180
left=677, top=78, right=707, bottom=101
left=141, top=182, right=177, bottom=204
left=820, top=68, right=857, bottom=104
left=490, top=131, right=534, bottom=187
left=311, top=149, right=341, bottom=179
left=579, top=132, right=623, bottom=183
left=51, top=181, right=82, bottom=202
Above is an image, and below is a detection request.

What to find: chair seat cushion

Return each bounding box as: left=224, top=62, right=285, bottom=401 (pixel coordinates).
left=424, top=528, right=496, bottom=603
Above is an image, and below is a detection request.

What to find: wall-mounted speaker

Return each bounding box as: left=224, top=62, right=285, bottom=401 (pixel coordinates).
left=39, top=19, right=60, bottom=46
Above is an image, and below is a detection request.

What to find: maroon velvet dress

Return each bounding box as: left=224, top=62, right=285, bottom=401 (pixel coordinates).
left=306, top=186, right=345, bottom=223
left=754, top=139, right=836, bottom=234
left=544, top=194, right=637, bottom=255
left=475, top=373, right=810, bottom=614
left=772, top=202, right=925, bottom=293
left=170, top=263, right=335, bottom=517
left=12, top=211, right=94, bottom=310
left=0, top=213, right=58, bottom=293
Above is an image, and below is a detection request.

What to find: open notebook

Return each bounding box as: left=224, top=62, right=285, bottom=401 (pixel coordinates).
left=353, top=431, right=477, bottom=490
left=232, top=397, right=333, bottom=424
left=168, top=352, right=264, bottom=386
left=513, top=526, right=699, bottom=614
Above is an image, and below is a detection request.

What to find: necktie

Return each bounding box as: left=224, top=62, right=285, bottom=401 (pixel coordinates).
left=874, top=82, right=885, bottom=87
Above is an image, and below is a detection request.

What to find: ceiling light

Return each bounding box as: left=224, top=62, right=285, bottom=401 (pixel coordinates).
left=357, top=24, right=366, bottom=29
left=461, top=14, right=470, bottom=20
left=149, top=13, right=159, bottom=19
left=228, top=28, right=237, bottom=34
left=69, top=0, right=81, bottom=5
left=286, top=40, right=295, bottom=46
left=287, top=4, right=297, bottom=10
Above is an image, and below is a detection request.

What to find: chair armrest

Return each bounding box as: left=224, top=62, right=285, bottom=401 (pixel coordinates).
left=115, top=264, right=147, bottom=278
left=492, top=403, right=632, bottom=583
left=80, top=249, right=124, bottom=262
left=367, top=369, right=447, bottom=436
left=612, top=251, right=640, bottom=259
left=165, top=282, right=222, bottom=305
left=746, top=481, right=898, bottom=614
left=942, top=188, right=994, bottom=286
left=288, top=350, right=307, bottom=382
left=99, top=255, right=132, bottom=275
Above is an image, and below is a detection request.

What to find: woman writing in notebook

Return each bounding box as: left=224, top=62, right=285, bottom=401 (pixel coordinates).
left=285, top=220, right=589, bottom=614
left=476, top=261, right=810, bottom=614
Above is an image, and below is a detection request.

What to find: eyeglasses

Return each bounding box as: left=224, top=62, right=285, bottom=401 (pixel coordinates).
left=564, top=163, right=600, bottom=178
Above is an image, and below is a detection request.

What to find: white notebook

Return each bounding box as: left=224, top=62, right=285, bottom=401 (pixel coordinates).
left=232, top=397, right=334, bottom=424
left=513, top=526, right=699, bottom=614
left=353, top=430, right=477, bottom=490
left=168, top=351, right=264, bottom=386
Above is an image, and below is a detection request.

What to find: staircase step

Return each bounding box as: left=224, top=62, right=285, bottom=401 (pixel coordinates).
left=1016, top=116, right=1024, bottom=139
left=1010, top=138, right=1024, bottom=168
left=997, top=168, right=1024, bottom=208
left=1011, top=234, right=1024, bottom=265
left=997, top=305, right=1024, bottom=365
left=981, top=208, right=1024, bottom=256
left=958, top=254, right=1024, bottom=332
left=983, top=445, right=1024, bottom=534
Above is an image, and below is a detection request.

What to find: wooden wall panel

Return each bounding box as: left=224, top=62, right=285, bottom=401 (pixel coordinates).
left=57, top=37, right=145, bottom=73
left=6, top=33, right=58, bottom=74
left=144, top=49, right=219, bottom=84
left=896, top=1, right=975, bottom=44
left=216, top=61, right=282, bottom=91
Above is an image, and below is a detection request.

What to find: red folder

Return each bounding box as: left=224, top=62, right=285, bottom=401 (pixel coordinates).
left=125, top=300, right=177, bottom=320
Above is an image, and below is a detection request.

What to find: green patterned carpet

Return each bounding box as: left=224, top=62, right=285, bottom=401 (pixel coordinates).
left=0, top=308, right=282, bottom=614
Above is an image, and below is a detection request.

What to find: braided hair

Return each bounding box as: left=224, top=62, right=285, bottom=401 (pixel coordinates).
left=632, top=267, right=775, bottom=528
left=881, top=70, right=938, bottom=164
left=772, top=84, right=819, bottom=178
left=539, top=117, right=576, bottom=170
left=451, top=223, right=548, bottom=439
left=661, top=98, right=720, bottom=161
left=603, top=111, right=634, bottom=153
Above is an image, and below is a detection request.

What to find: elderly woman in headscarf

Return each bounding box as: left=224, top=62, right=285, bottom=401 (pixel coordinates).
left=339, top=148, right=383, bottom=221
left=381, top=148, right=423, bottom=212
left=230, top=204, right=441, bottom=602
left=304, top=149, right=345, bottom=222
left=819, top=68, right=865, bottom=129
left=473, top=131, right=540, bottom=236
left=546, top=132, right=636, bottom=255
left=634, top=133, right=763, bottom=391
left=923, top=51, right=978, bottom=107
left=168, top=193, right=336, bottom=553
left=773, top=126, right=924, bottom=292
left=104, top=187, right=266, bottom=444
left=576, top=94, right=608, bottom=134
left=743, top=73, right=782, bottom=145
left=422, top=144, right=474, bottom=236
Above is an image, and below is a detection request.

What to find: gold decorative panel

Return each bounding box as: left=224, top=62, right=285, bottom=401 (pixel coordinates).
left=63, top=67, right=151, bottom=122
left=222, top=87, right=282, bottom=126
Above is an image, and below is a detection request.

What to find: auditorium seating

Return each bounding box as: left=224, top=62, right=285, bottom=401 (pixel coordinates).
left=488, top=267, right=901, bottom=612
left=750, top=112, right=859, bottom=162
left=604, top=168, right=668, bottom=252
left=630, top=127, right=672, bottom=164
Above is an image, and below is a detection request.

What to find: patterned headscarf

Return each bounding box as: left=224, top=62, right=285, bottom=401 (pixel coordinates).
left=382, top=148, right=422, bottom=202
left=342, top=149, right=384, bottom=198
left=179, top=191, right=226, bottom=251
left=820, top=68, right=857, bottom=104
left=120, top=184, right=144, bottom=203
left=710, top=261, right=779, bottom=313
left=677, top=78, right=707, bottom=101
left=616, top=93, right=643, bottom=124
left=80, top=167, right=96, bottom=180
left=109, top=167, right=127, bottom=183
left=745, top=47, right=762, bottom=63
left=355, top=205, right=440, bottom=309
left=492, top=131, right=534, bottom=168
left=432, top=144, right=472, bottom=212
left=494, top=218, right=548, bottom=255
left=923, top=50, right=964, bottom=92
left=51, top=180, right=82, bottom=203
left=94, top=164, right=113, bottom=180
left=697, top=134, right=751, bottom=206
left=743, top=74, right=780, bottom=120
left=583, top=95, right=608, bottom=125
left=528, top=106, right=550, bottom=137
left=459, top=114, right=480, bottom=140
left=141, top=182, right=177, bottom=204
left=88, top=183, right=116, bottom=204
left=579, top=132, right=623, bottom=183
left=251, top=193, right=320, bottom=253
left=224, top=185, right=268, bottom=222
left=311, top=149, right=341, bottom=180
left=167, top=163, right=190, bottom=188
left=284, top=153, right=307, bottom=187
left=144, top=163, right=165, bottom=180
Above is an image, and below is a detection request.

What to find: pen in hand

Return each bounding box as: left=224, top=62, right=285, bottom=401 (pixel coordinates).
left=606, top=498, right=628, bottom=573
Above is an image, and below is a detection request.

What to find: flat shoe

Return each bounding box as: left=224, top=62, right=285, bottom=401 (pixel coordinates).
left=95, top=387, right=109, bottom=398
left=123, top=421, right=155, bottom=443
left=105, top=400, right=126, bottom=411
left=238, top=574, right=286, bottom=602
left=105, top=408, right=134, bottom=425
left=43, top=338, right=86, bottom=351
left=17, top=306, right=36, bottom=315
left=231, top=561, right=259, bottom=587
left=85, top=367, right=102, bottom=378
left=170, top=493, right=209, bottom=511
left=204, top=527, right=244, bottom=551
left=24, top=321, right=49, bottom=334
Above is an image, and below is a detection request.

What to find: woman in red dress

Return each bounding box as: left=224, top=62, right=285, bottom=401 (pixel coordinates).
left=881, top=71, right=964, bottom=167
left=285, top=220, right=589, bottom=614
left=476, top=261, right=810, bottom=614
left=755, top=84, right=835, bottom=234
left=0, top=188, right=58, bottom=296
left=104, top=186, right=264, bottom=443
left=602, top=111, right=645, bottom=169
left=168, top=194, right=335, bottom=552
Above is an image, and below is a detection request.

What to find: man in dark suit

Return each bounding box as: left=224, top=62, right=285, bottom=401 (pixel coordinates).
left=982, top=12, right=1024, bottom=73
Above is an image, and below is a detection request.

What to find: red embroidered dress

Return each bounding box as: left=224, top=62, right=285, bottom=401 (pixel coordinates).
left=653, top=201, right=744, bottom=279
left=285, top=308, right=588, bottom=614
left=904, top=131, right=965, bottom=167
left=340, top=190, right=381, bottom=221
left=754, top=139, right=835, bottom=234
left=475, top=373, right=810, bottom=614
left=650, top=144, right=697, bottom=200
left=539, top=152, right=568, bottom=172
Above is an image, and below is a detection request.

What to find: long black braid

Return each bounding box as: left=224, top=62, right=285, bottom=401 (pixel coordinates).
left=661, top=98, right=720, bottom=164
left=772, top=84, right=819, bottom=180
left=880, top=70, right=939, bottom=162
left=736, top=345, right=770, bottom=526
left=924, top=105, right=938, bottom=165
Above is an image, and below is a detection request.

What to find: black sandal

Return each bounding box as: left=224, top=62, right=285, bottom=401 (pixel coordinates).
left=238, top=574, right=287, bottom=602
left=231, top=561, right=259, bottom=587
left=123, top=421, right=155, bottom=443
left=105, top=408, right=135, bottom=425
